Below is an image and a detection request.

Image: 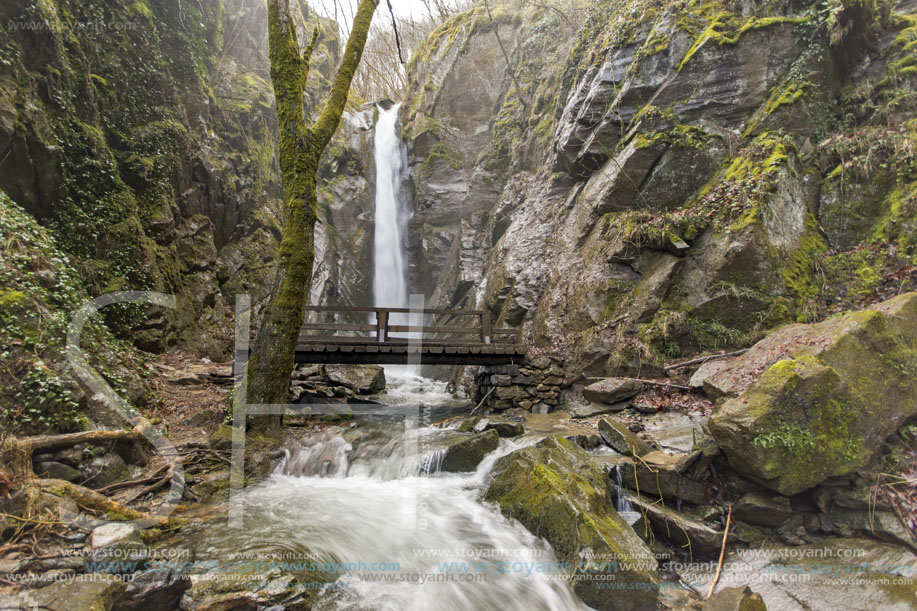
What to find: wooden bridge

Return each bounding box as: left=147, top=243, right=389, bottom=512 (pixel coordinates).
left=294, top=306, right=526, bottom=366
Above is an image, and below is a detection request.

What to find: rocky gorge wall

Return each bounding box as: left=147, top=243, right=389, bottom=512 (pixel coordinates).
left=0, top=0, right=379, bottom=356
left=0, top=0, right=378, bottom=433
left=400, top=0, right=917, bottom=387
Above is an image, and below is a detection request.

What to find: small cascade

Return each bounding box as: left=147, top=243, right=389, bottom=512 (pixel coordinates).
left=614, top=464, right=642, bottom=525
left=418, top=448, right=447, bottom=475
left=278, top=435, right=352, bottom=478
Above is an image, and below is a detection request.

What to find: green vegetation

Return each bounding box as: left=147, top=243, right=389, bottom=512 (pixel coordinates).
left=0, top=190, right=147, bottom=433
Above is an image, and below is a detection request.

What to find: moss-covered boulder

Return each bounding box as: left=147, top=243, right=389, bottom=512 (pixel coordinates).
left=485, top=435, right=659, bottom=610
left=708, top=293, right=917, bottom=495
left=437, top=429, right=499, bottom=472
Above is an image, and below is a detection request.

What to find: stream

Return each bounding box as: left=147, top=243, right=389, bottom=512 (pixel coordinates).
left=190, top=371, right=589, bottom=610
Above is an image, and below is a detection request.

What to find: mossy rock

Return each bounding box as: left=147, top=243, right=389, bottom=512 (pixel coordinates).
left=709, top=293, right=917, bottom=495
left=438, top=429, right=499, bottom=472
left=484, top=435, right=659, bottom=610
left=29, top=578, right=126, bottom=611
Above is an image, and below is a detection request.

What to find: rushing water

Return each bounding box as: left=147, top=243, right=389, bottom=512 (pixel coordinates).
left=193, top=375, right=588, bottom=610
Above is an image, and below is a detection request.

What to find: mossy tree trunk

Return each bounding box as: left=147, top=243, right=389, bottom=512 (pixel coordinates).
left=246, top=0, right=378, bottom=429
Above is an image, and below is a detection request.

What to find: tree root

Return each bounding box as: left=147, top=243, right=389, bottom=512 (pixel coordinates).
left=1, top=426, right=169, bottom=528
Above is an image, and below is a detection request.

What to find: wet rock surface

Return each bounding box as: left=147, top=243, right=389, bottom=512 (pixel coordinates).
left=485, top=436, right=660, bottom=610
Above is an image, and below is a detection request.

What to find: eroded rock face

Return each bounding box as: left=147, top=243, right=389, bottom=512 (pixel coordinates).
left=708, top=293, right=917, bottom=495
left=485, top=436, right=659, bottom=610
left=404, top=0, right=917, bottom=387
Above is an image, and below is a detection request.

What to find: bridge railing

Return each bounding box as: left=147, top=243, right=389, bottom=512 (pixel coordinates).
left=300, top=306, right=520, bottom=345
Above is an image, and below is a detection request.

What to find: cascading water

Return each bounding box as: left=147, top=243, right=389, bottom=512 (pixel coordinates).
left=614, top=464, right=641, bottom=526
left=372, top=103, right=410, bottom=320
left=185, top=104, right=590, bottom=610
left=372, top=102, right=421, bottom=380
left=191, top=418, right=589, bottom=610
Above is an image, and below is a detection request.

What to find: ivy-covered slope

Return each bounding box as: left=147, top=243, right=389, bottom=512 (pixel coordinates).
left=0, top=189, right=148, bottom=434
left=403, top=0, right=917, bottom=381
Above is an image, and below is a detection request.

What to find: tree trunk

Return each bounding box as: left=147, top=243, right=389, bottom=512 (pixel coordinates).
left=246, top=0, right=378, bottom=430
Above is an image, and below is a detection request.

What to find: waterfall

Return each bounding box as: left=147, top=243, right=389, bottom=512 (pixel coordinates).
left=372, top=103, right=410, bottom=315
left=614, top=464, right=642, bottom=526
left=373, top=102, right=422, bottom=379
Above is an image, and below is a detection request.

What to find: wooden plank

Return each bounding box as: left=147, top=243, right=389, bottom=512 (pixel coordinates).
left=301, top=323, right=377, bottom=332
left=387, top=325, right=480, bottom=334
left=297, top=337, right=511, bottom=346
left=303, top=306, right=487, bottom=316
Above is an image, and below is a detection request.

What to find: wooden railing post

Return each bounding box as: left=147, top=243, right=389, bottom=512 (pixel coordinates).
left=482, top=311, right=492, bottom=345
left=377, top=310, right=388, bottom=343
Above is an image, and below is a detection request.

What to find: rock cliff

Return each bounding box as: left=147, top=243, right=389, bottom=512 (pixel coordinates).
left=402, top=0, right=917, bottom=382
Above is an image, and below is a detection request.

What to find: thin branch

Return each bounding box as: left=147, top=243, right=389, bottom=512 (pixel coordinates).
left=302, top=27, right=321, bottom=88
left=483, top=0, right=528, bottom=114
left=707, top=503, right=732, bottom=599
left=471, top=386, right=496, bottom=415
left=313, top=0, right=379, bottom=149
left=664, top=349, right=748, bottom=372
left=385, top=0, right=405, bottom=64
left=94, top=464, right=169, bottom=495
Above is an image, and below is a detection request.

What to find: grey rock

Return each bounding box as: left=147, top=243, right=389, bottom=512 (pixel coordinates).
left=82, top=453, right=128, bottom=488
left=734, top=492, right=794, bottom=528
left=485, top=436, right=660, bottom=610
left=598, top=418, right=653, bottom=457
left=34, top=460, right=82, bottom=482
left=703, top=586, right=767, bottom=611
left=708, top=293, right=917, bottom=495
left=323, top=364, right=385, bottom=394
left=438, top=430, right=500, bottom=473
left=582, top=378, right=644, bottom=404
left=114, top=568, right=191, bottom=611
left=91, top=523, right=140, bottom=550
left=571, top=401, right=629, bottom=418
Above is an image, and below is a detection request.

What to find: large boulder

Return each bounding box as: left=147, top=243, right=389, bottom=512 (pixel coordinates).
left=708, top=293, right=917, bottom=495
left=323, top=364, right=386, bottom=394
left=485, top=436, right=659, bottom=610
left=582, top=378, right=644, bottom=404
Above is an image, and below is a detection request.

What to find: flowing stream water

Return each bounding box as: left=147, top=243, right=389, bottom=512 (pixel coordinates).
left=192, top=376, right=589, bottom=610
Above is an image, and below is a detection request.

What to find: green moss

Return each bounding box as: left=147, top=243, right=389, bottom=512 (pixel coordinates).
left=677, top=9, right=810, bottom=72
left=779, top=214, right=829, bottom=320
